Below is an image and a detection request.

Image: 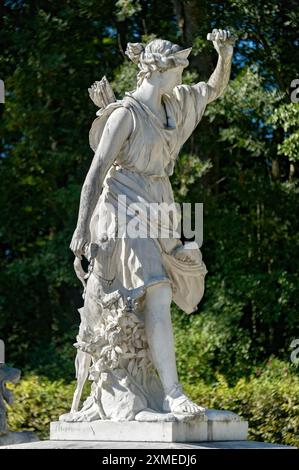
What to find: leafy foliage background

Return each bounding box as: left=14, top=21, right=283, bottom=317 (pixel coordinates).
left=1, top=0, right=298, bottom=444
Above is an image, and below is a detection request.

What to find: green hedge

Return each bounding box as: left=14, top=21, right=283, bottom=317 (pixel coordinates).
left=7, top=359, right=299, bottom=446
left=185, top=359, right=299, bottom=447
left=7, top=376, right=75, bottom=438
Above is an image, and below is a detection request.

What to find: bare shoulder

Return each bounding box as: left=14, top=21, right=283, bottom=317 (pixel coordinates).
left=108, top=106, right=132, bottom=119
left=105, top=106, right=133, bottom=138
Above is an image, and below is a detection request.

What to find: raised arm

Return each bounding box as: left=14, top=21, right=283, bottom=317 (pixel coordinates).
left=206, top=29, right=235, bottom=104
left=70, top=107, right=132, bottom=259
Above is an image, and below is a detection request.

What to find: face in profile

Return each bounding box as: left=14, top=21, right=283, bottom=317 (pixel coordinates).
left=158, top=65, right=186, bottom=93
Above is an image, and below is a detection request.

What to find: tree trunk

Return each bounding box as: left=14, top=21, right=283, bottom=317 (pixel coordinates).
left=172, top=0, right=213, bottom=79
left=271, top=159, right=280, bottom=180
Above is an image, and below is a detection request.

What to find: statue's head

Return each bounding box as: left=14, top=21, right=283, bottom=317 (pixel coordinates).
left=125, top=39, right=192, bottom=93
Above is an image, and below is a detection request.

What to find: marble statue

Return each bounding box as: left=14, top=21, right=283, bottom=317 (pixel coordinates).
left=0, top=348, right=38, bottom=446
left=0, top=364, right=21, bottom=436
left=62, top=29, right=235, bottom=423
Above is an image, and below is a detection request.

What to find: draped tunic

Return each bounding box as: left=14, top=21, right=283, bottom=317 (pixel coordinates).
left=88, top=82, right=209, bottom=314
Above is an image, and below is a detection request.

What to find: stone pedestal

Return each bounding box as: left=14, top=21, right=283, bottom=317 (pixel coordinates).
left=50, top=409, right=248, bottom=443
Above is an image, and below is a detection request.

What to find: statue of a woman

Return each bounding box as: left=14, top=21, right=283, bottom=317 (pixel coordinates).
left=64, top=29, right=234, bottom=422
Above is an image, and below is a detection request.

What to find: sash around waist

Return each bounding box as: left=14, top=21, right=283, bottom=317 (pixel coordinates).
left=103, top=165, right=173, bottom=204
left=111, top=163, right=170, bottom=179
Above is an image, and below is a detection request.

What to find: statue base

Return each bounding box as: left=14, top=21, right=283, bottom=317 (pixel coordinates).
left=50, top=409, right=248, bottom=443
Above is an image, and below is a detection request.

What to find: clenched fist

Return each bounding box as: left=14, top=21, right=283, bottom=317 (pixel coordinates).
left=69, top=227, right=90, bottom=260
left=207, top=29, right=236, bottom=57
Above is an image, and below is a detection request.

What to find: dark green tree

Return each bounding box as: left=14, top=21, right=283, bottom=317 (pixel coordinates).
left=0, top=0, right=298, bottom=383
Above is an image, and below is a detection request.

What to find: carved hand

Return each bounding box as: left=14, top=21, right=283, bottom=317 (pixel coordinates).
left=69, top=227, right=91, bottom=260
left=208, top=29, right=235, bottom=57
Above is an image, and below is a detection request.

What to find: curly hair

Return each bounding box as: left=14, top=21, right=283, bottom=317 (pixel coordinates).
left=125, top=39, right=191, bottom=87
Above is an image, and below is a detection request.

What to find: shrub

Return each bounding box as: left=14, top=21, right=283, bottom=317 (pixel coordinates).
left=184, top=358, right=299, bottom=447
left=7, top=375, right=82, bottom=439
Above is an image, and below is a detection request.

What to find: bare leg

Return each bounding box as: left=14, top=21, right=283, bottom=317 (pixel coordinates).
left=144, top=282, right=178, bottom=390
left=144, top=282, right=205, bottom=415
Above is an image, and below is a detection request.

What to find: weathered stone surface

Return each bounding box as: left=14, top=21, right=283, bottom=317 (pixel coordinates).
left=0, top=431, right=38, bottom=447
left=50, top=409, right=248, bottom=443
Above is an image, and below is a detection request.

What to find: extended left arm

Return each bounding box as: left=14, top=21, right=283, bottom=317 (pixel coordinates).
left=206, top=29, right=235, bottom=103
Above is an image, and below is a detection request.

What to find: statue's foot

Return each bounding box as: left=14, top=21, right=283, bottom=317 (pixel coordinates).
left=163, top=383, right=205, bottom=416
left=60, top=402, right=101, bottom=422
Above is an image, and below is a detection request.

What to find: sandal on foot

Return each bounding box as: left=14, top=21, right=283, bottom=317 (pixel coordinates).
left=163, top=382, right=206, bottom=415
